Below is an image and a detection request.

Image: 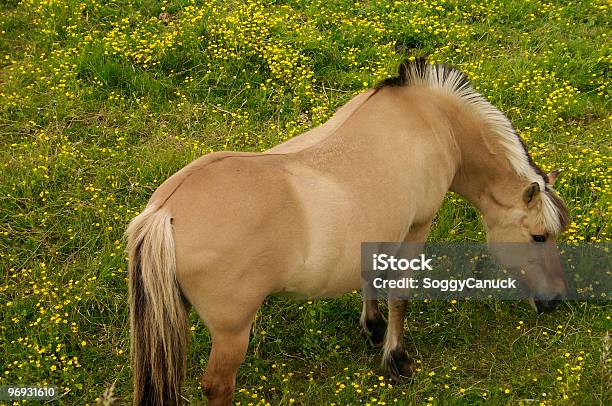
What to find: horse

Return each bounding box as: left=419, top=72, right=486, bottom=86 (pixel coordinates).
left=126, top=59, right=570, bottom=406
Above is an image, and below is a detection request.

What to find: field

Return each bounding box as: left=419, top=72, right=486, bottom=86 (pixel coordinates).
left=1, top=0, right=611, bottom=404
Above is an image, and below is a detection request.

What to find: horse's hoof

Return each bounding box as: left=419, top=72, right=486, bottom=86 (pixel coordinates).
left=363, top=317, right=387, bottom=347
left=383, top=348, right=416, bottom=383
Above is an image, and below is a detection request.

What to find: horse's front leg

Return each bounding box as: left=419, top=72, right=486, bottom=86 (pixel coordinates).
left=361, top=300, right=386, bottom=347
left=381, top=219, right=433, bottom=381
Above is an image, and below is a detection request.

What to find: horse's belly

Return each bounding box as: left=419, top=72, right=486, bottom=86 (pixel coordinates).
left=275, top=221, right=367, bottom=299
left=278, top=257, right=363, bottom=300
left=311, top=265, right=363, bottom=298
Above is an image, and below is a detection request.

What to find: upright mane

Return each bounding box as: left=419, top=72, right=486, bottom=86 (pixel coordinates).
left=376, top=58, right=569, bottom=234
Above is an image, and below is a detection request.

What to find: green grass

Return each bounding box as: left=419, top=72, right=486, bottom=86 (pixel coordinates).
left=1, top=0, right=610, bottom=405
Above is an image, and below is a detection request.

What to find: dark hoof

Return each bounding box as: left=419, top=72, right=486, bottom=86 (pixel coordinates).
left=363, top=317, right=387, bottom=347
left=383, top=348, right=416, bottom=383
left=534, top=294, right=563, bottom=314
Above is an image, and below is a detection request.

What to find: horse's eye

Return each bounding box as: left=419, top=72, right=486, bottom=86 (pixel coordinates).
left=532, top=234, right=546, bottom=243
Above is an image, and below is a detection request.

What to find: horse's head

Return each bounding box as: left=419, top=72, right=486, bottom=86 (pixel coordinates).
left=484, top=170, right=570, bottom=314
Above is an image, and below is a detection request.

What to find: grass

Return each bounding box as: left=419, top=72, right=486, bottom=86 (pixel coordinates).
left=1, top=0, right=610, bottom=404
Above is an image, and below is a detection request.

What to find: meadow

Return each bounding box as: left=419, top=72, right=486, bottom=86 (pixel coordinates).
left=1, top=0, right=610, bottom=404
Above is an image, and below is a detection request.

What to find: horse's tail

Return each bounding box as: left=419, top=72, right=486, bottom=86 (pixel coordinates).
left=127, top=205, right=189, bottom=406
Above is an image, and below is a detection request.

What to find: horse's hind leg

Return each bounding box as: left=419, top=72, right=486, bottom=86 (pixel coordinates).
left=188, top=291, right=264, bottom=406
left=361, top=300, right=386, bottom=347
left=200, top=325, right=252, bottom=406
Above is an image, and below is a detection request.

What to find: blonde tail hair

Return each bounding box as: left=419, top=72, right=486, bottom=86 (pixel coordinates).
left=127, top=206, right=188, bottom=406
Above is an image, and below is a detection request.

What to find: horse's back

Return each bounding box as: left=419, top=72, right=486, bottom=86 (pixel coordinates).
left=267, top=89, right=376, bottom=154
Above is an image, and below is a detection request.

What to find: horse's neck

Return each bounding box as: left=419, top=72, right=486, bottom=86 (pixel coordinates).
left=281, top=84, right=526, bottom=222
left=447, top=103, right=525, bottom=218
left=288, top=84, right=529, bottom=234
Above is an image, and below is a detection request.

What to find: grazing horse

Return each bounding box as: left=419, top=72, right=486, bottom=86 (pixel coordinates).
left=127, top=59, right=570, bottom=406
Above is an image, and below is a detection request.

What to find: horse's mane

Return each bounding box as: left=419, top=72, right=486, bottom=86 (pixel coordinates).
left=376, top=58, right=569, bottom=234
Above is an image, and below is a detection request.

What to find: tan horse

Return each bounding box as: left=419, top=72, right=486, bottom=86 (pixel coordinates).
left=127, top=59, right=569, bottom=406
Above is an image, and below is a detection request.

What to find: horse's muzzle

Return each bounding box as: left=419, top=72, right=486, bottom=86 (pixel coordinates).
left=534, top=294, right=563, bottom=314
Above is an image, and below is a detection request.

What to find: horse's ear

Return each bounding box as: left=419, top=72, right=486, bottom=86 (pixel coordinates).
left=523, top=182, right=540, bottom=205
left=547, top=169, right=561, bottom=187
